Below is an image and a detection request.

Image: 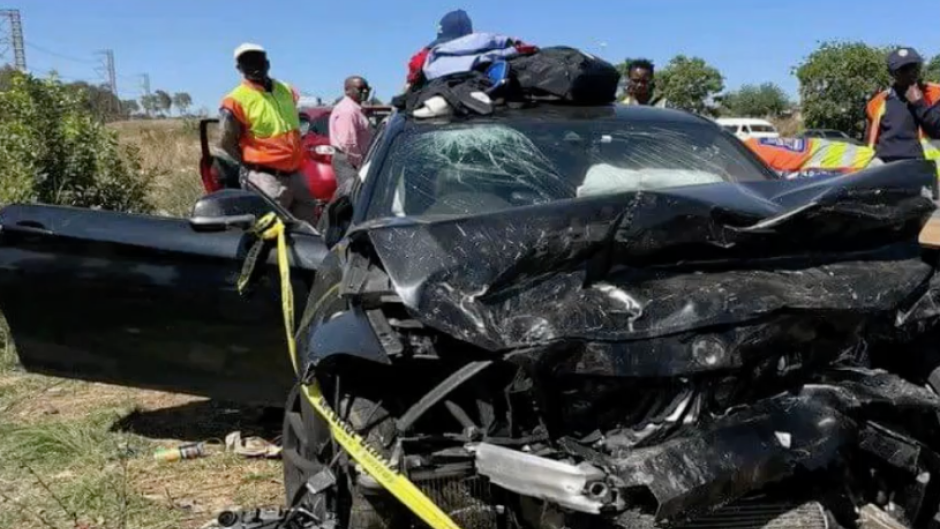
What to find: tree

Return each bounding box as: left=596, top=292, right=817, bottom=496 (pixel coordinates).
left=720, top=82, right=791, bottom=118
left=121, top=99, right=140, bottom=116
left=63, top=81, right=123, bottom=122
left=925, top=55, right=940, bottom=84
left=657, top=55, right=725, bottom=115
left=172, top=92, right=193, bottom=116
left=0, top=64, right=17, bottom=91
left=154, top=90, right=173, bottom=116
left=795, top=41, right=892, bottom=139
left=139, top=94, right=157, bottom=117
left=0, top=70, right=150, bottom=211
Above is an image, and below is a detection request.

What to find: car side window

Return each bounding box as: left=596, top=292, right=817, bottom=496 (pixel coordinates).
left=362, top=119, right=388, bottom=167
left=311, top=114, right=331, bottom=137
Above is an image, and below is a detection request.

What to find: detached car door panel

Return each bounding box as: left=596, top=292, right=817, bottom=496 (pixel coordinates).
left=0, top=204, right=325, bottom=406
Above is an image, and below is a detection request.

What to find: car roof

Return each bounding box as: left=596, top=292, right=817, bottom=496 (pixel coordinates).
left=397, top=103, right=716, bottom=130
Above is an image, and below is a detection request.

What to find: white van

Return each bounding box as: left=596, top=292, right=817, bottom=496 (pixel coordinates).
left=716, top=118, right=780, bottom=141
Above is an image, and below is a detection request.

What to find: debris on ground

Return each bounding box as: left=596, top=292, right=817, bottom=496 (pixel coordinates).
left=153, top=442, right=208, bottom=462
left=225, top=431, right=281, bottom=459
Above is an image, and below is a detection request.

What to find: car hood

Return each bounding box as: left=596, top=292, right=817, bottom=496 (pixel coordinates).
left=350, top=160, right=938, bottom=356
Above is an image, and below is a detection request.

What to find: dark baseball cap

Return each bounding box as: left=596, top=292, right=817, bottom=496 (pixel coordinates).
left=428, top=10, right=473, bottom=47
left=888, top=47, right=924, bottom=72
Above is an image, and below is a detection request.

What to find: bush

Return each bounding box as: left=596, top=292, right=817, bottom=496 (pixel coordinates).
left=721, top=83, right=791, bottom=118
left=0, top=72, right=152, bottom=212
left=795, top=41, right=892, bottom=140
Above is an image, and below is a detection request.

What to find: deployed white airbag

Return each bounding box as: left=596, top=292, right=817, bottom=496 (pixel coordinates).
left=577, top=163, right=724, bottom=197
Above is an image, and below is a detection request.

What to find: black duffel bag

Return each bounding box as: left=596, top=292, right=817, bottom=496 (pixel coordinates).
left=508, top=46, right=621, bottom=104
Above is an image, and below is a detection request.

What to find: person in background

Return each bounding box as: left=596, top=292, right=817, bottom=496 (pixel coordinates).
left=865, top=47, right=940, bottom=163
left=329, top=76, right=374, bottom=196
left=622, top=59, right=668, bottom=108
left=404, top=9, right=474, bottom=92
left=219, top=43, right=318, bottom=223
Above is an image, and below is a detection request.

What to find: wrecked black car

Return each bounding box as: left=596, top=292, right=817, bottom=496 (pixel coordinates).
left=5, top=105, right=940, bottom=529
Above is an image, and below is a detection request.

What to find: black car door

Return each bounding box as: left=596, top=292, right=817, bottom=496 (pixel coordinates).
left=0, top=203, right=327, bottom=406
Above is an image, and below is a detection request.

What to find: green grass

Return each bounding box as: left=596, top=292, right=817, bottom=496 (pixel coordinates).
left=0, top=414, right=182, bottom=529
left=0, top=312, right=16, bottom=373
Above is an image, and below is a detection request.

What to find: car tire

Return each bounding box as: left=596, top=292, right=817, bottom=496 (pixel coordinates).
left=282, top=384, right=331, bottom=514
left=281, top=382, right=403, bottom=528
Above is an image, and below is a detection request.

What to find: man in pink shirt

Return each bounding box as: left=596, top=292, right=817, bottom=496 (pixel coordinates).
left=329, top=76, right=374, bottom=195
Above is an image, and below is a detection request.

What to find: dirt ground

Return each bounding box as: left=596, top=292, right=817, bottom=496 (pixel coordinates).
left=0, top=364, right=286, bottom=529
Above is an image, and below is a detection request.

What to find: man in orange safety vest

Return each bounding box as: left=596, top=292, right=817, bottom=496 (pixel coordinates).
left=864, top=47, right=940, bottom=164
left=218, top=43, right=318, bottom=223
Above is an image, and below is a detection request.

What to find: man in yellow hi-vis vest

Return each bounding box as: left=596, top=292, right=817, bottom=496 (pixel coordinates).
left=219, top=43, right=317, bottom=223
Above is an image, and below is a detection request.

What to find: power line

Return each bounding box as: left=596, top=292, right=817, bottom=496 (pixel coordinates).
left=25, top=41, right=95, bottom=65
left=0, top=9, right=26, bottom=71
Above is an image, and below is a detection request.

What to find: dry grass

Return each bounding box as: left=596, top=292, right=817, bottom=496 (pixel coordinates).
left=109, top=119, right=207, bottom=218
left=0, top=120, right=284, bottom=529
left=0, top=371, right=283, bottom=529
left=771, top=115, right=803, bottom=137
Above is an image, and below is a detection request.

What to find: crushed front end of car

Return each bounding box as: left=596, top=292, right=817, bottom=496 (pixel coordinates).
left=296, top=160, right=940, bottom=529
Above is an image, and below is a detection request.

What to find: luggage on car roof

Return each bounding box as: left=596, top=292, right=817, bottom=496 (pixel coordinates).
left=422, top=32, right=521, bottom=82
left=395, top=44, right=622, bottom=118
left=507, top=46, right=621, bottom=104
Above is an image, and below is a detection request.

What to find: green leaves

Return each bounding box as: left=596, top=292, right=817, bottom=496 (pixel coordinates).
left=795, top=41, right=892, bottom=139
left=657, top=55, right=725, bottom=116
left=0, top=71, right=152, bottom=212
left=925, top=55, right=940, bottom=84
left=720, top=83, right=791, bottom=118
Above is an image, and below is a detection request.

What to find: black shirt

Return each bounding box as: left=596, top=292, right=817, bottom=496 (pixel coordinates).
left=873, top=87, right=940, bottom=162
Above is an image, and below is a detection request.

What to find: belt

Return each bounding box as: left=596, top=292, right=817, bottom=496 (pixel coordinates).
left=242, top=163, right=295, bottom=178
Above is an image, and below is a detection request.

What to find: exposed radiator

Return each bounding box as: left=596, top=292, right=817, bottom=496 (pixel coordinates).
left=415, top=474, right=499, bottom=529
left=675, top=498, right=830, bottom=529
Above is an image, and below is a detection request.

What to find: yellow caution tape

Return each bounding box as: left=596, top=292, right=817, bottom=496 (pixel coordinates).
left=237, top=213, right=463, bottom=529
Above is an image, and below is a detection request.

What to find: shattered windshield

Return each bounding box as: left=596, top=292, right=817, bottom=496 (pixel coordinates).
left=367, top=117, right=773, bottom=219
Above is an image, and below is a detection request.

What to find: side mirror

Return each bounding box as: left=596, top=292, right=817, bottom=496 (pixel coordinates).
left=189, top=189, right=276, bottom=232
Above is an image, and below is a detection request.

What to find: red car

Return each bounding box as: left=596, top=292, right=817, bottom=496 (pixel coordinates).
left=198, top=105, right=392, bottom=217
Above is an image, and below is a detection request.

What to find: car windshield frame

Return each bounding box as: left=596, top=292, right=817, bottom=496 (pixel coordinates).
left=363, top=114, right=777, bottom=221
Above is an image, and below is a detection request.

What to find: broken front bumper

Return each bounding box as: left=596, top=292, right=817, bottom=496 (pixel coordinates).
left=472, top=370, right=940, bottom=527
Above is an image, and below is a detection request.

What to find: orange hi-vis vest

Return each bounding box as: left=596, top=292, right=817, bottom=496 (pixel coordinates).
left=865, top=83, right=940, bottom=149
left=221, top=80, right=303, bottom=173
left=744, top=137, right=876, bottom=176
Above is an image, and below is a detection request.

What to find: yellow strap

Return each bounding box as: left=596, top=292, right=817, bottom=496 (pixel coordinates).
left=237, top=214, right=463, bottom=529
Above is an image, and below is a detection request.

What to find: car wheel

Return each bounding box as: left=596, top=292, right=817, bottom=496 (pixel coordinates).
left=281, top=382, right=403, bottom=528
left=282, top=384, right=331, bottom=516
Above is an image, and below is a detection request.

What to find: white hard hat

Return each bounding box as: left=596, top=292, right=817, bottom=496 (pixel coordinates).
left=234, top=43, right=266, bottom=60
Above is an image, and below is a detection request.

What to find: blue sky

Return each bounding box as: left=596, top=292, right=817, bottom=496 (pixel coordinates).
left=11, top=0, right=940, bottom=112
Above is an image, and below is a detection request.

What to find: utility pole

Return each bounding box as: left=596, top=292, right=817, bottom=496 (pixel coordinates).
left=139, top=73, right=151, bottom=117
left=95, top=49, right=117, bottom=114
left=0, top=9, right=26, bottom=71
left=139, top=73, right=150, bottom=96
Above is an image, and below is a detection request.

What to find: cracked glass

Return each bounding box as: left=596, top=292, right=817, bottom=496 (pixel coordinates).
left=367, top=118, right=773, bottom=220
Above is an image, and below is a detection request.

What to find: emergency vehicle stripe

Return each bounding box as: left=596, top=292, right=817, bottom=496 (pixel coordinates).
left=804, top=142, right=873, bottom=171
